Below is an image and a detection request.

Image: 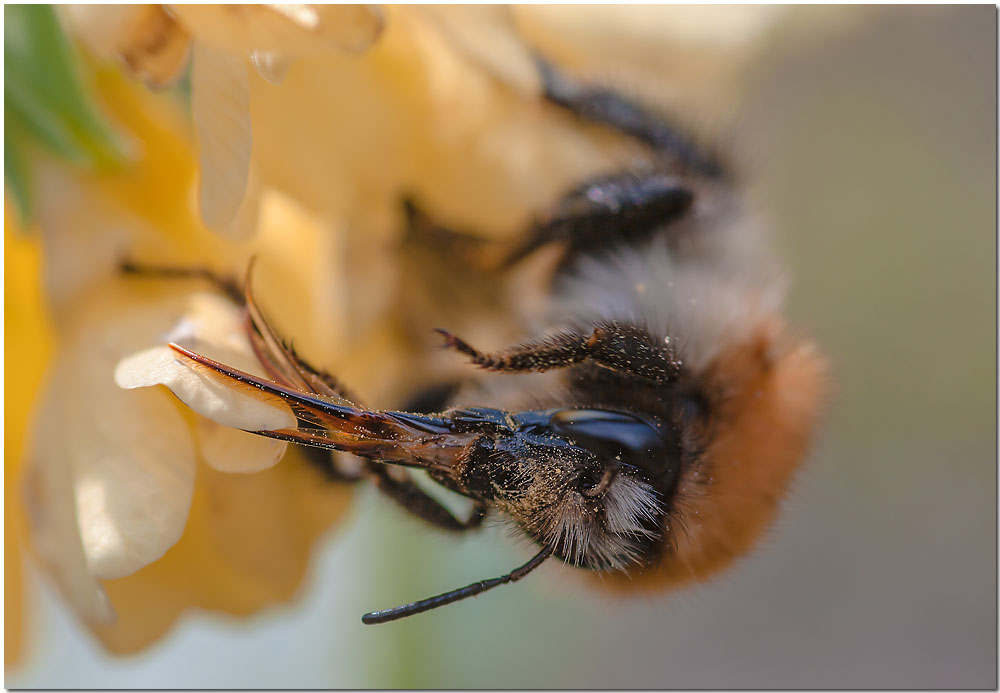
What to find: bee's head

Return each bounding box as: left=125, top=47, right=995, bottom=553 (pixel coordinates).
left=426, top=406, right=682, bottom=570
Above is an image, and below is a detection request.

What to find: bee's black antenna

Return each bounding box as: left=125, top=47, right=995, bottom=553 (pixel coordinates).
left=361, top=544, right=555, bottom=625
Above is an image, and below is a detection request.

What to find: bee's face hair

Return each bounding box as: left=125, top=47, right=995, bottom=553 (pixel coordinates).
left=480, top=447, right=668, bottom=571
left=444, top=406, right=683, bottom=571
left=536, top=469, right=664, bottom=571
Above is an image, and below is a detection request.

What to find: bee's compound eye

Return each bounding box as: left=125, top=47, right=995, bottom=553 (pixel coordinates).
left=549, top=409, right=667, bottom=476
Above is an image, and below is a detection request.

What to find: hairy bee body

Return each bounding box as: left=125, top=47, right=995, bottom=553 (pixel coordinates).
left=455, top=225, right=828, bottom=588
left=550, top=231, right=827, bottom=588
left=131, top=56, right=827, bottom=622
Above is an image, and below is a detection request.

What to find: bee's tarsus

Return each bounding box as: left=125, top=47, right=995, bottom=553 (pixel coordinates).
left=433, top=328, right=479, bottom=358
left=437, top=323, right=682, bottom=385
left=361, top=543, right=554, bottom=625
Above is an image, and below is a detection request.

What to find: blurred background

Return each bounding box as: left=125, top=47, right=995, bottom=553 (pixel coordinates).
left=6, top=4, right=995, bottom=688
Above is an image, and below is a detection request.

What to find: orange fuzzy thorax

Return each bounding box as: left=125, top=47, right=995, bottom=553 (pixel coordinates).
left=596, top=320, right=829, bottom=592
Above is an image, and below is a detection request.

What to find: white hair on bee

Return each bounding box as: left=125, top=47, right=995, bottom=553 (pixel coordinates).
left=551, top=224, right=786, bottom=373
left=510, top=471, right=663, bottom=572
left=601, top=474, right=662, bottom=544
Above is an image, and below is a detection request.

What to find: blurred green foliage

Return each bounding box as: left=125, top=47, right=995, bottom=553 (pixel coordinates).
left=4, top=4, right=128, bottom=224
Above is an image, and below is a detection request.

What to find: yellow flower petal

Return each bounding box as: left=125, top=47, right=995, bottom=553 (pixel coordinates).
left=245, top=6, right=618, bottom=244
left=20, top=62, right=356, bottom=654
left=5, top=205, right=56, bottom=668
left=90, top=447, right=351, bottom=654
left=30, top=68, right=208, bottom=316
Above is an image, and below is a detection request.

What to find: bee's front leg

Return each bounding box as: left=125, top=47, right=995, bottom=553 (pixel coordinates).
left=435, top=322, right=681, bottom=385
left=367, top=463, right=487, bottom=532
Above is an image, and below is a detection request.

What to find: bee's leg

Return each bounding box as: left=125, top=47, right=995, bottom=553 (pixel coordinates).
left=359, top=380, right=486, bottom=531
left=119, top=259, right=244, bottom=304
left=436, top=322, right=681, bottom=385
left=534, top=55, right=724, bottom=178
left=503, top=171, right=694, bottom=266
left=367, top=463, right=487, bottom=532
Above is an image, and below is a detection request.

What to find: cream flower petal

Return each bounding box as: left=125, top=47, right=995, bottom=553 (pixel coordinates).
left=26, top=282, right=200, bottom=613
left=115, top=345, right=294, bottom=434
left=59, top=4, right=192, bottom=89
left=191, top=42, right=252, bottom=234
left=416, top=6, right=541, bottom=96
left=114, top=291, right=294, bottom=462
left=24, top=409, right=115, bottom=625
left=58, top=5, right=145, bottom=62
left=72, top=384, right=195, bottom=582
left=249, top=50, right=293, bottom=85
left=161, top=291, right=253, bottom=360
left=170, top=4, right=384, bottom=55
left=32, top=158, right=148, bottom=316
left=222, top=167, right=262, bottom=240
left=194, top=421, right=288, bottom=474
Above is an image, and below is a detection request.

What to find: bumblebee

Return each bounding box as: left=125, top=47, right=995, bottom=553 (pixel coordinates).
left=129, top=56, right=827, bottom=624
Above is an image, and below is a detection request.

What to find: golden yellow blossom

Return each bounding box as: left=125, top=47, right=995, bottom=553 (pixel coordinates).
left=5, top=203, right=56, bottom=668
left=20, top=68, right=351, bottom=654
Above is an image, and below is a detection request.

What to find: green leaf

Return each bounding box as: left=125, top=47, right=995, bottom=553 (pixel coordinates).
left=4, top=4, right=131, bottom=223
left=4, top=114, right=32, bottom=228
